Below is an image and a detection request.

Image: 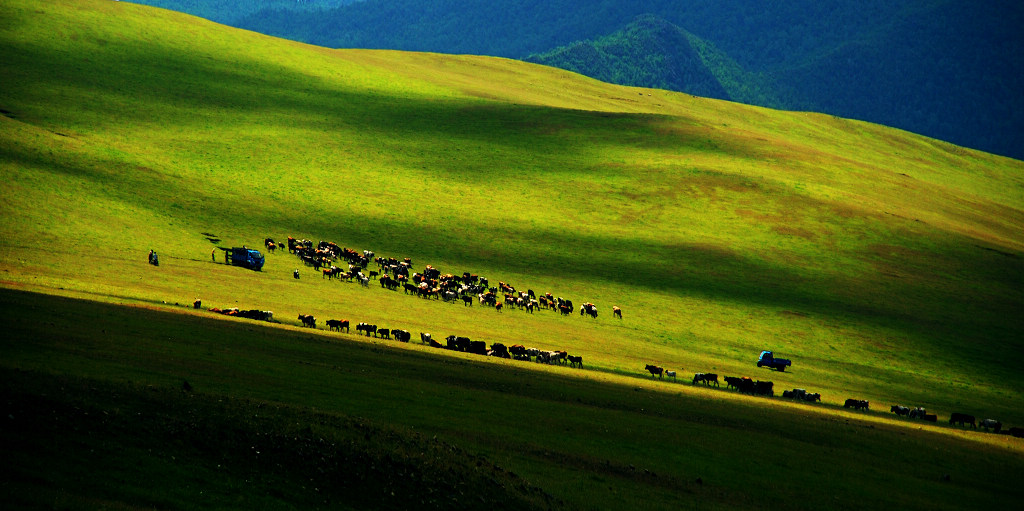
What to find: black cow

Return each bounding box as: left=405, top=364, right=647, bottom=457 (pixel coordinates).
left=356, top=323, right=377, bottom=337
left=753, top=381, right=773, bottom=396
left=645, top=364, right=664, bottom=378
left=844, top=399, right=869, bottom=410
left=488, top=343, right=510, bottom=358
left=298, top=314, right=316, bottom=328
left=393, top=329, right=411, bottom=342
left=980, top=419, right=1002, bottom=433
left=326, top=319, right=349, bottom=332
left=468, top=341, right=488, bottom=355
left=949, top=412, right=977, bottom=428
left=568, top=355, right=583, bottom=368
left=891, top=405, right=910, bottom=417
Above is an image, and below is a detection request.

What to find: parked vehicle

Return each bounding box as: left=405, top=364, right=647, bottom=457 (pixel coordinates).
left=757, top=350, right=791, bottom=371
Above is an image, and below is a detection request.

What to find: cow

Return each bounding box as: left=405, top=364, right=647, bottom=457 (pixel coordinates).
left=420, top=332, right=432, bottom=345
left=509, top=345, right=529, bottom=361
left=844, top=399, right=869, bottom=410
left=909, top=407, right=926, bottom=419
left=724, top=376, right=743, bottom=390
left=461, top=295, right=473, bottom=306
left=468, top=341, right=488, bottom=355
left=949, top=412, right=977, bottom=428
left=393, top=330, right=411, bottom=343
left=612, top=306, right=622, bottom=319
left=550, top=351, right=568, bottom=365
left=580, top=303, right=597, bottom=318
left=803, top=392, right=821, bottom=402
left=692, top=373, right=719, bottom=387
left=891, top=405, right=910, bottom=417
left=568, top=355, right=583, bottom=368
left=298, top=314, right=316, bottom=328
left=488, top=343, right=510, bottom=358
left=326, top=319, right=349, bottom=332
left=377, top=328, right=391, bottom=339
left=923, top=413, right=937, bottom=422
left=665, top=370, right=677, bottom=380
left=645, top=364, right=664, bottom=378
left=1008, top=427, right=1024, bottom=438
left=980, top=419, right=1002, bottom=433
left=753, top=381, right=774, bottom=396
left=356, top=323, right=377, bottom=337
left=495, top=302, right=503, bottom=312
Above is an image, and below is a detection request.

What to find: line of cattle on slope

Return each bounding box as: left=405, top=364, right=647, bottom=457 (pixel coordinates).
left=215, top=237, right=1023, bottom=440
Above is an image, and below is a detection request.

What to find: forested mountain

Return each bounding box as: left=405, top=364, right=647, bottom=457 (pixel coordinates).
left=525, top=15, right=785, bottom=109
left=134, top=0, right=1023, bottom=160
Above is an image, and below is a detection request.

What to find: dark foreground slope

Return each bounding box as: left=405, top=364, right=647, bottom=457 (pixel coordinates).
left=2, top=288, right=1023, bottom=511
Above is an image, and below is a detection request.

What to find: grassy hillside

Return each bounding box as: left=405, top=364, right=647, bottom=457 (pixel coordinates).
left=1, top=0, right=1023, bottom=508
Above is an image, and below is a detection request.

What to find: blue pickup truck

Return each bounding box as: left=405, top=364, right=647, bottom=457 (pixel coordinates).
left=226, top=247, right=265, bottom=271
left=757, top=350, right=791, bottom=371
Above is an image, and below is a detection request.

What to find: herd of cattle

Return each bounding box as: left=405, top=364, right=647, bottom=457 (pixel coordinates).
left=641, top=365, right=1020, bottom=437
left=235, top=237, right=1021, bottom=440
left=293, top=314, right=585, bottom=367
left=272, top=237, right=619, bottom=319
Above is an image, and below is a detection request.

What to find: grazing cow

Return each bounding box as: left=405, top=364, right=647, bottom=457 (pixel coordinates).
left=803, top=392, right=821, bottom=402
left=580, top=303, right=598, bottom=318
left=488, top=343, right=510, bottom=358
left=613, top=306, right=622, bottom=319
left=645, top=364, right=664, bottom=379
left=509, top=345, right=529, bottom=361
left=909, top=407, right=927, bottom=419
left=468, top=341, right=488, bottom=355
left=980, top=419, right=1002, bottom=433
left=844, top=399, right=869, bottom=410
left=356, top=323, right=377, bottom=337
left=692, top=373, right=719, bottom=387
left=326, top=319, right=349, bottom=332
left=377, top=328, right=391, bottom=339
left=298, top=314, right=316, bottom=328
left=568, top=355, right=583, bottom=368
left=461, top=295, right=473, bottom=306
left=550, top=351, right=568, bottom=365
left=724, top=376, right=743, bottom=390
left=393, top=329, right=411, bottom=343
left=891, top=405, right=910, bottom=417
left=665, top=370, right=677, bottom=380
left=949, top=412, right=977, bottom=428
left=420, top=332, right=432, bottom=345
left=753, top=380, right=774, bottom=396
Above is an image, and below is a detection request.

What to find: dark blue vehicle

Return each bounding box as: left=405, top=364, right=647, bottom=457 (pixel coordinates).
left=227, top=247, right=265, bottom=271
left=757, top=350, right=791, bottom=371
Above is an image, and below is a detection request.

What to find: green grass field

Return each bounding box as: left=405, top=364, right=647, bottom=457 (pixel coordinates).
left=2, top=0, right=1023, bottom=509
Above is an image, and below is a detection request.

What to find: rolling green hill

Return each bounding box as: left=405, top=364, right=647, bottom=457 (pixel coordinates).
left=2, top=0, right=1023, bottom=509
left=225, top=0, right=1024, bottom=160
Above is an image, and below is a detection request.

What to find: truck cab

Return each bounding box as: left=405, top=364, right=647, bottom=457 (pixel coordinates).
left=757, top=350, right=791, bottom=371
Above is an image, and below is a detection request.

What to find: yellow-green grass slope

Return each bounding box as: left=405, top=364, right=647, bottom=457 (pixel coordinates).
left=1, top=0, right=1023, bottom=508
